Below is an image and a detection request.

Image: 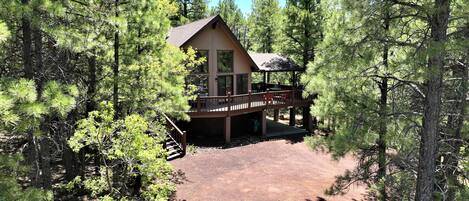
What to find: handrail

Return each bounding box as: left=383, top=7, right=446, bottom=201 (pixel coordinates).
left=188, top=89, right=312, bottom=114
left=195, top=90, right=294, bottom=99
left=162, top=113, right=186, bottom=156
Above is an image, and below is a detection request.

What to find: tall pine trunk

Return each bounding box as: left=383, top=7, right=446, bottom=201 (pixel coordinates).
left=87, top=56, right=97, bottom=113
left=377, top=7, right=389, bottom=200
left=20, top=0, right=41, bottom=188
left=415, top=0, right=450, bottom=200
left=21, top=0, right=32, bottom=79
left=34, top=26, right=52, bottom=189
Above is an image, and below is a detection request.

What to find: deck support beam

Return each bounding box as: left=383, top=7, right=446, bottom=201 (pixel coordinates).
left=302, top=105, right=314, bottom=132
left=289, top=107, right=296, bottom=126
left=224, top=116, right=231, bottom=143
left=273, top=109, right=279, bottom=122
left=261, top=110, right=267, bottom=137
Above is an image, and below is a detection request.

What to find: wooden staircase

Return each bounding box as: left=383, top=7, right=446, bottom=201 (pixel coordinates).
left=163, top=113, right=187, bottom=161
left=165, top=136, right=184, bottom=160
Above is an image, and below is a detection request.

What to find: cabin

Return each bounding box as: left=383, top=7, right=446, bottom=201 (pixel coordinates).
left=165, top=15, right=314, bottom=158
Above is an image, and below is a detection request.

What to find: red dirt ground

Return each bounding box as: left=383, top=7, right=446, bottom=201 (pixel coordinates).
left=170, top=139, right=367, bottom=201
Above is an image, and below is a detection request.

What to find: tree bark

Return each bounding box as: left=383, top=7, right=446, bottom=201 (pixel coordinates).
left=415, top=0, right=450, bottom=200
left=86, top=56, right=97, bottom=113
left=34, top=26, right=52, bottom=189
left=376, top=7, right=389, bottom=201
left=21, top=0, right=39, bottom=187
left=22, top=0, right=32, bottom=79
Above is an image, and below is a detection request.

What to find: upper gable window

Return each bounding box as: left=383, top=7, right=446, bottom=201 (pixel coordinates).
left=217, top=50, right=233, bottom=73
left=195, top=50, right=209, bottom=73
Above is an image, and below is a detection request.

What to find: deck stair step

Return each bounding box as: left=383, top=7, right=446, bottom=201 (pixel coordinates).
left=165, top=137, right=183, bottom=161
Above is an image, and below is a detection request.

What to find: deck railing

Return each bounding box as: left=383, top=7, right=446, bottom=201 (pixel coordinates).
left=189, top=89, right=310, bottom=114
left=162, top=113, right=186, bottom=156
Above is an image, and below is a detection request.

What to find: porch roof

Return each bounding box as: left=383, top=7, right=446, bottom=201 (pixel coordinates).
left=249, top=53, right=302, bottom=72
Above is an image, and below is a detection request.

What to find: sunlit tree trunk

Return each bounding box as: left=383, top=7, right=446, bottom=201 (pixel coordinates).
left=416, top=0, right=450, bottom=200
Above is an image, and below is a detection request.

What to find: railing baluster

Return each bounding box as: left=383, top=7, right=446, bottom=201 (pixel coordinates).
left=197, top=96, right=201, bottom=112
left=182, top=131, right=186, bottom=156
left=227, top=92, right=231, bottom=115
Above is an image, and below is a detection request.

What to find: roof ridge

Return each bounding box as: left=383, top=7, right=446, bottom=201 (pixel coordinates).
left=171, top=15, right=218, bottom=30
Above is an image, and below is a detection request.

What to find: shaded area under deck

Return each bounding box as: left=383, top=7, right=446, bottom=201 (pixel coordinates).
left=265, top=120, right=309, bottom=138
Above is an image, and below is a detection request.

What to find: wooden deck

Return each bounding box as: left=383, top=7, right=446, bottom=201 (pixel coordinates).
left=188, top=90, right=313, bottom=118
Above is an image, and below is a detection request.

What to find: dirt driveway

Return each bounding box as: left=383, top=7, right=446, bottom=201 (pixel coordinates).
left=171, top=139, right=366, bottom=201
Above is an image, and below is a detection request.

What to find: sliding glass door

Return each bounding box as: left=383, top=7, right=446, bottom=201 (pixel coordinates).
left=217, top=75, right=233, bottom=96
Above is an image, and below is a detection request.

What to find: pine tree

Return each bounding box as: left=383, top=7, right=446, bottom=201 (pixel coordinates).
left=282, top=0, right=322, bottom=69
left=210, top=0, right=245, bottom=39
left=248, top=0, right=282, bottom=53
left=189, top=0, right=208, bottom=21
left=415, top=1, right=450, bottom=200
left=303, top=0, right=428, bottom=199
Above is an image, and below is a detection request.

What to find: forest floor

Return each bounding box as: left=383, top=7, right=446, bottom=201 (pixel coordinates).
left=170, top=138, right=367, bottom=201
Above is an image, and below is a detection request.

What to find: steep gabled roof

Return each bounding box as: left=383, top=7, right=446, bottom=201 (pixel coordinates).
left=249, top=53, right=302, bottom=72
left=167, top=15, right=259, bottom=70
left=167, top=16, right=218, bottom=47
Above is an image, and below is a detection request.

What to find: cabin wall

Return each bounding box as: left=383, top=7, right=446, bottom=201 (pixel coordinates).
left=184, top=23, right=252, bottom=96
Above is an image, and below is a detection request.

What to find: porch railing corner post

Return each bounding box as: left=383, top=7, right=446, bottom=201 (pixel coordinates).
left=248, top=90, right=252, bottom=108
left=227, top=92, right=231, bottom=114
left=182, top=131, right=187, bottom=156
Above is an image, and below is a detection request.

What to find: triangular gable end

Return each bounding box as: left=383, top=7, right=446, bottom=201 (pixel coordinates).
left=167, top=15, right=259, bottom=71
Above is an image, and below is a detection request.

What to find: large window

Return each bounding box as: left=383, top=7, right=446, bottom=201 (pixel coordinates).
left=195, top=50, right=209, bottom=73
left=217, top=50, right=233, bottom=73
left=236, top=74, right=248, bottom=94
left=188, top=50, right=209, bottom=96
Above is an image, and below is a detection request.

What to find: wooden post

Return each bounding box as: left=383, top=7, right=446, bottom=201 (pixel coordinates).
left=197, top=96, right=201, bottom=112
left=261, top=110, right=267, bottom=137
left=182, top=131, right=187, bottom=156
left=266, top=89, right=270, bottom=107
left=227, top=92, right=231, bottom=115
left=224, top=116, right=231, bottom=143
left=289, top=107, right=296, bottom=126
left=291, top=89, right=295, bottom=105
left=248, top=90, right=252, bottom=108
left=303, top=106, right=313, bottom=133
left=273, top=109, right=279, bottom=122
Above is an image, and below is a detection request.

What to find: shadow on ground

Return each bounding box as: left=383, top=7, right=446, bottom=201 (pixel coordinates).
left=187, top=119, right=309, bottom=149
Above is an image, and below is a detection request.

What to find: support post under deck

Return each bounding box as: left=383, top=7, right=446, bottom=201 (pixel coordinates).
left=289, top=107, right=296, bottom=126
left=261, top=110, right=267, bottom=137
left=224, top=116, right=231, bottom=143
left=302, top=105, right=314, bottom=132
left=273, top=109, right=279, bottom=122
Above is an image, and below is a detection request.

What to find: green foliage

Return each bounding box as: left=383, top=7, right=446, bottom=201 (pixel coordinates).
left=247, top=0, right=283, bottom=53
left=302, top=0, right=422, bottom=198
left=0, top=78, right=77, bottom=133
left=0, top=21, right=9, bottom=43
left=210, top=0, right=245, bottom=38
left=69, top=102, right=174, bottom=200
left=282, top=0, right=322, bottom=68
left=0, top=154, right=52, bottom=201
left=188, top=0, right=208, bottom=21
left=0, top=78, right=76, bottom=200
